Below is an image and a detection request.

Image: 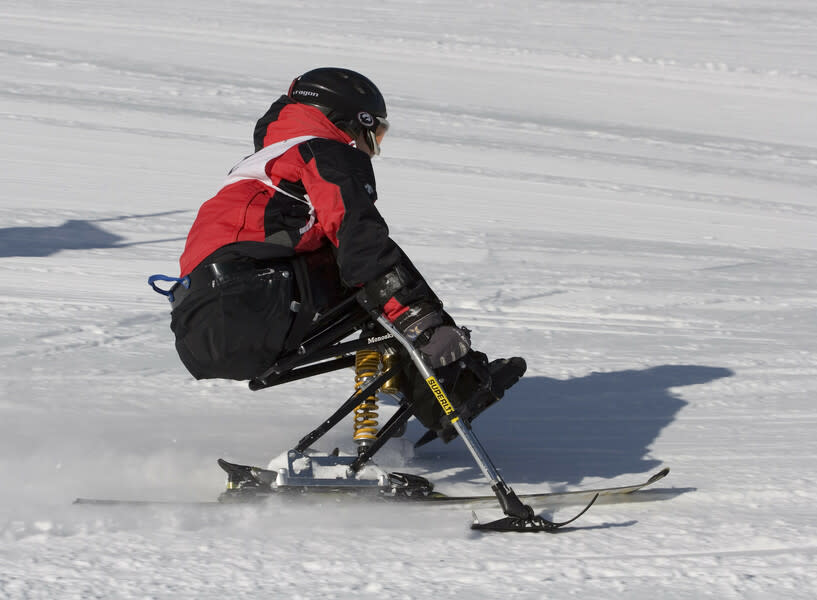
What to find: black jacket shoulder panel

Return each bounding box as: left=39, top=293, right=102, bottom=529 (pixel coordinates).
left=253, top=95, right=296, bottom=152
left=297, top=139, right=376, bottom=197
left=297, top=139, right=398, bottom=286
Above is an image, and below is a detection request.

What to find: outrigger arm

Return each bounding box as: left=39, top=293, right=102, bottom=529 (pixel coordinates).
left=373, top=314, right=597, bottom=532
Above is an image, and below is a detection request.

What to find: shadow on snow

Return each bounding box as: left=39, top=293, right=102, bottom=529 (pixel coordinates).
left=415, top=364, right=734, bottom=487
left=0, top=211, right=187, bottom=258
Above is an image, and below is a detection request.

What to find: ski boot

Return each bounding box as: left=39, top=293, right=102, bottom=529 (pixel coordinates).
left=415, top=355, right=527, bottom=447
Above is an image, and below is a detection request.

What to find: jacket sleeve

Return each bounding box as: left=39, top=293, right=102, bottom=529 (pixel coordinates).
left=297, top=139, right=404, bottom=287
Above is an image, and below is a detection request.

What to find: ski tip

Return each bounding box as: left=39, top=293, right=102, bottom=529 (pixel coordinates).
left=648, top=467, right=670, bottom=484
left=217, top=458, right=252, bottom=473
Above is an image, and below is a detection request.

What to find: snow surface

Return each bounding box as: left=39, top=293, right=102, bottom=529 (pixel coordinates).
left=2, top=1, right=816, bottom=598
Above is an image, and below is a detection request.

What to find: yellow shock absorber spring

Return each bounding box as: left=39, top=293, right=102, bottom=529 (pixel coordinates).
left=379, top=351, right=402, bottom=397
left=353, top=350, right=382, bottom=446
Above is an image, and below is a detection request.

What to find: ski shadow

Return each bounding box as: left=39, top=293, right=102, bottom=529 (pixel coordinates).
left=414, top=364, right=733, bottom=486
left=0, top=211, right=187, bottom=258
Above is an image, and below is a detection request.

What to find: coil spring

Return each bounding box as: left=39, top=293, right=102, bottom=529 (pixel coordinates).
left=379, top=352, right=401, bottom=396
left=353, top=350, right=382, bottom=445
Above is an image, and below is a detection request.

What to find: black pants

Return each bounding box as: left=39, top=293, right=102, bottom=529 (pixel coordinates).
left=171, top=247, right=350, bottom=381
left=171, top=262, right=296, bottom=381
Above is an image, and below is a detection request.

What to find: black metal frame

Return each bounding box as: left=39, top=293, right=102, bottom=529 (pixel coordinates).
left=247, top=293, right=416, bottom=473
left=243, top=293, right=595, bottom=530
left=249, top=295, right=375, bottom=390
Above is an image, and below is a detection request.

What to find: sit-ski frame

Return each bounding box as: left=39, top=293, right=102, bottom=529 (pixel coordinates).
left=247, top=292, right=596, bottom=531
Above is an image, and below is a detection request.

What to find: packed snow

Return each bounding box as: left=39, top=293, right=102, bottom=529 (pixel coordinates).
left=1, top=1, right=816, bottom=598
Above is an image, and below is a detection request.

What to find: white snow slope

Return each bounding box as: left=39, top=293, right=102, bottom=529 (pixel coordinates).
left=2, top=1, right=816, bottom=598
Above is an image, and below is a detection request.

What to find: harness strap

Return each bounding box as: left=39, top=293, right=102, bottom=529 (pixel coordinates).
left=148, top=261, right=292, bottom=309
left=148, top=274, right=190, bottom=303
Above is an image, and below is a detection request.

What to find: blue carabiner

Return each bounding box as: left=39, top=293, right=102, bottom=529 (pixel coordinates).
left=148, top=274, right=190, bottom=303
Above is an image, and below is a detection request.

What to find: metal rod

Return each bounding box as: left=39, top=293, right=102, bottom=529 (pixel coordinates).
left=248, top=355, right=356, bottom=391
left=375, top=315, right=505, bottom=487
left=375, top=315, right=536, bottom=519
left=294, top=364, right=399, bottom=453
left=349, top=399, right=414, bottom=473
left=253, top=305, right=370, bottom=383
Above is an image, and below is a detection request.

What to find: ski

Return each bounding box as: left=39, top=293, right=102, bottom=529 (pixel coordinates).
left=428, top=466, right=670, bottom=507
left=74, top=466, right=670, bottom=509
left=73, top=498, right=220, bottom=507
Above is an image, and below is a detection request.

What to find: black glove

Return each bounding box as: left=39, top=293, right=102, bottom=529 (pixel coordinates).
left=416, top=326, right=471, bottom=368
left=362, top=263, right=470, bottom=368
left=394, top=303, right=471, bottom=368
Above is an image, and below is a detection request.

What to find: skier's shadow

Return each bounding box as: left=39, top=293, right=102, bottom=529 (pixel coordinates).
left=0, top=211, right=187, bottom=258
left=415, top=364, right=733, bottom=486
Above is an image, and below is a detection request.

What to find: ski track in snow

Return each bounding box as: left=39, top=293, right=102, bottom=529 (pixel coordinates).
left=1, top=1, right=816, bottom=598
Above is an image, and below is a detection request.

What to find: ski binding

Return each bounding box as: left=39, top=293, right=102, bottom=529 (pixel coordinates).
left=217, top=451, right=434, bottom=502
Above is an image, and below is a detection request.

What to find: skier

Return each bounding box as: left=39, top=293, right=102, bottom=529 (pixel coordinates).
left=166, top=67, right=526, bottom=444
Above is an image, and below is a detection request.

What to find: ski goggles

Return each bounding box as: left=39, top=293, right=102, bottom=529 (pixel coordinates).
left=365, top=116, right=389, bottom=156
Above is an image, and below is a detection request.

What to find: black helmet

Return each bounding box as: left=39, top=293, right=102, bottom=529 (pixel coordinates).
left=288, top=67, right=389, bottom=155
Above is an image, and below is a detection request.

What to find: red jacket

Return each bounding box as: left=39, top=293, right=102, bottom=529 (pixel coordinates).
left=179, top=97, right=403, bottom=289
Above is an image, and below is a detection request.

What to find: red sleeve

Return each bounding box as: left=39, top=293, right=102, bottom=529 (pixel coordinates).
left=299, top=157, right=348, bottom=248
left=383, top=297, right=411, bottom=321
